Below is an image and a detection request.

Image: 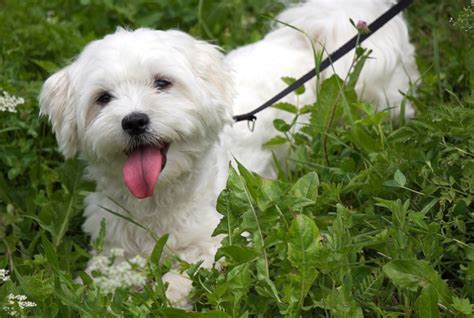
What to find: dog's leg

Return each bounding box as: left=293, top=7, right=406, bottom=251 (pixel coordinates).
left=163, top=271, right=193, bottom=309
left=163, top=234, right=222, bottom=308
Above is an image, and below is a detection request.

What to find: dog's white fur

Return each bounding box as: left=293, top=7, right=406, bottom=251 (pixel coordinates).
left=39, top=0, right=418, bottom=307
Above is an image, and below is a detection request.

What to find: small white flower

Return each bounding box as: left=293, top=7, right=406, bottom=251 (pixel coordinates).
left=110, top=248, right=125, bottom=258
left=3, top=294, right=36, bottom=316
left=2, top=305, right=18, bottom=317
left=88, top=255, right=110, bottom=273
left=0, top=91, right=25, bottom=113
left=0, top=269, right=10, bottom=282
left=90, top=252, right=147, bottom=294
left=129, top=255, right=147, bottom=268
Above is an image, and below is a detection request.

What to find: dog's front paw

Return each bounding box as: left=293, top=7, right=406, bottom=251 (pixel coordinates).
left=163, top=272, right=193, bottom=309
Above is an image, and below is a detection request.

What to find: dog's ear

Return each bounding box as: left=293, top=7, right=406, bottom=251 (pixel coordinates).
left=39, top=67, right=78, bottom=158
left=193, top=40, right=235, bottom=125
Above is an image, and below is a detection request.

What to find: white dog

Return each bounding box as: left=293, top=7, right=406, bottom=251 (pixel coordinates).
left=39, top=0, right=418, bottom=307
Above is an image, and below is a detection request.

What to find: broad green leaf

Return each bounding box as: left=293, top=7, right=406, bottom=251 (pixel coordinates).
left=299, top=104, right=313, bottom=114
left=215, top=246, right=259, bottom=265
left=416, top=285, right=440, bottom=318
left=263, top=135, right=287, bottom=147
left=235, top=160, right=260, bottom=191
left=227, top=263, right=251, bottom=296
left=452, top=296, right=473, bottom=316
left=256, top=277, right=281, bottom=302
left=240, top=209, right=259, bottom=232
left=317, top=287, right=364, bottom=318
left=288, top=215, right=320, bottom=268
left=383, top=260, right=452, bottom=306
left=282, top=76, right=305, bottom=95
left=282, top=196, right=317, bottom=210
left=293, top=132, right=309, bottom=145
left=289, top=172, right=319, bottom=201
left=41, top=233, right=59, bottom=270
left=347, top=124, right=381, bottom=153
left=352, top=102, right=375, bottom=116
left=394, top=169, right=407, bottom=187
left=383, top=260, right=425, bottom=291
left=257, top=178, right=286, bottom=211
left=255, top=258, right=268, bottom=281
left=235, top=160, right=261, bottom=202
left=273, top=118, right=291, bottom=132
left=214, top=189, right=235, bottom=236
left=272, top=102, right=298, bottom=114
left=77, top=271, right=93, bottom=286
left=383, top=179, right=401, bottom=188
left=357, top=111, right=389, bottom=126
left=310, top=75, right=343, bottom=135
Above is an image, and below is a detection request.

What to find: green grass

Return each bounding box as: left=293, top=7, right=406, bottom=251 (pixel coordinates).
left=0, top=0, right=473, bottom=316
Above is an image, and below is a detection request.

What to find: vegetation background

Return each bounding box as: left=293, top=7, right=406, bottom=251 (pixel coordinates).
left=0, top=0, right=472, bottom=316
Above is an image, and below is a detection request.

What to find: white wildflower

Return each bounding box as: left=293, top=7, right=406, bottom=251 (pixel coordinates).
left=2, top=294, right=36, bottom=317
left=129, top=255, right=147, bottom=268
left=0, top=91, right=25, bottom=113
left=0, top=269, right=10, bottom=282
left=88, top=255, right=110, bottom=273
left=110, top=248, right=125, bottom=258
left=90, top=250, right=147, bottom=294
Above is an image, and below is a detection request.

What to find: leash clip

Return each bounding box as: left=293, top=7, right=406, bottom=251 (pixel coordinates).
left=247, top=116, right=256, bottom=132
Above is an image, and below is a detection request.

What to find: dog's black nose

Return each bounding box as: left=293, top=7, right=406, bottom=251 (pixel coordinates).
left=122, top=112, right=150, bottom=136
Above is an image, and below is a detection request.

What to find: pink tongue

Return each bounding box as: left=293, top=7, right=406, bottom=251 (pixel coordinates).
left=123, top=146, right=164, bottom=199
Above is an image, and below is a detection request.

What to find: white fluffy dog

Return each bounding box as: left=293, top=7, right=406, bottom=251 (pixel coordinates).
left=39, top=0, right=418, bottom=307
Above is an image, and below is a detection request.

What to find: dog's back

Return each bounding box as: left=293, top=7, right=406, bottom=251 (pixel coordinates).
left=222, top=0, right=419, bottom=178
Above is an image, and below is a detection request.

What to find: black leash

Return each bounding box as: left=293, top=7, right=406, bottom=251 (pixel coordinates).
left=233, top=0, right=413, bottom=123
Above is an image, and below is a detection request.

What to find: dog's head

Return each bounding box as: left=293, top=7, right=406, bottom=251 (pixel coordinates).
left=39, top=28, right=233, bottom=198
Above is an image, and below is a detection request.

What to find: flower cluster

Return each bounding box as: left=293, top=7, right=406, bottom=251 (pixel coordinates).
left=0, top=269, right=10, bottom=282
left=451, top=6, right=474, bottom=38
left=89, top=249, right=147, bottom=294
left=2, top=294, right=37, bottom=317
left=0, top=91, right=25, bottom=113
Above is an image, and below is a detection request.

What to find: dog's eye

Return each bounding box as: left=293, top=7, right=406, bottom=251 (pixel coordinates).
left=154, top=78, right=172, bottom=90
left=96, top=92, right=113, bottom=105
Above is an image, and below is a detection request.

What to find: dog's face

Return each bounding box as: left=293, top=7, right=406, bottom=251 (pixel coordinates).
left=40, top=28, right=233, bottom=198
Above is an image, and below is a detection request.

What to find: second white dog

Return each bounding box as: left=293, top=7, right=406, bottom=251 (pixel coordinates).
left=39, top=0, right=418, bottom=307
